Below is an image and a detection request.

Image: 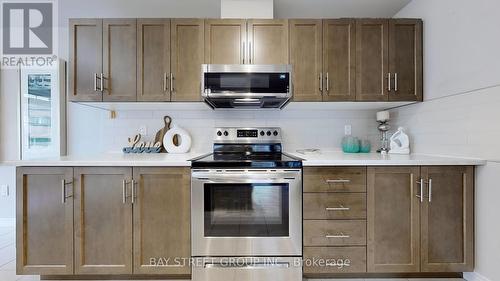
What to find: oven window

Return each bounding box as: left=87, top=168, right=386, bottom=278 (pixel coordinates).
left=204, top=183, right=289, bottom=237
left=204, top=73, right=289, bottom=93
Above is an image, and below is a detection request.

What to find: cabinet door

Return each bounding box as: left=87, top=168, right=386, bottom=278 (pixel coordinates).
left=137, top=19, right=170, bottom=101
left=16, top=167, right=74, bottom=275
left=389, top=19, right=423, bottom=102
left=171, top=19, right=204, bottom=101
left=205, top=19, right=246, bottom=64
left=69, top=19, right=103, bottom=102
left=323, top=19, right=356, bottom=101
left=102, top=19, right=137, bottom=101
left=74, top=167, right=133, bottom=275
left=247, top=19, right=289, bottom=64
left=132, top=167, right=190, bottom=275
left=420, top=166, right=474, bottom=272
left=367, top=167, right=420, bottom=272
left=289, top=19, right=322, bottom=101
left=355, top=19, right=389, bottom=101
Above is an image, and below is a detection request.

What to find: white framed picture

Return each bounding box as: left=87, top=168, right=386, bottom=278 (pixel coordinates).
left=20, top=60, right=66, bottom=160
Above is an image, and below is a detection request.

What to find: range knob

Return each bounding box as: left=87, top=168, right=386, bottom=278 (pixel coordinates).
left=266, top=131, right=272, bottom=136
left=217, top=131, right=222, bottom=136
left=223, top=131, right=229, bottom=136
left=273, top=130, right=279, bottom=136
left=260, top=131, right=265, bottom=136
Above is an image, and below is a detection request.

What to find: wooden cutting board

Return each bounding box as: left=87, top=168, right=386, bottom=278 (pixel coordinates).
left=154, top=116, right=172, bottom=152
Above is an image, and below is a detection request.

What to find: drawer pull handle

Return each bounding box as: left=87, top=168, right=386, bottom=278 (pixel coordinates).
left=326, top=232, right=350, bottom=239
left=326, top=205, right=350, bottom=211
left=326, top=179, right=351, bottom=184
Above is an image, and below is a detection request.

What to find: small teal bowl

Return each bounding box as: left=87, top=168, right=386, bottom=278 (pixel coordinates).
left=341, top=136, right=360, bottom=153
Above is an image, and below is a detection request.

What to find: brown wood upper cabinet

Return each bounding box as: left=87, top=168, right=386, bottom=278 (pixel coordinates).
left=69, top=19, right=103, bottom=102
left=205, top=19, right=288, bottom=65
left=103, top=19, right=137, bottom=101
left=136, top=19, right=171, bottom=101
left=356, top=19, right=422, bottom=101
left=367, top=166, right=473, bottom=273
left=289, top=19, right=323, bottom=101
left=137, top=19, right=204, bottom=102
left=16, top=167, right=74, bottom=275
left=290, top=19, right=355, bottom=102
left=69, top=19, right=137, bottom=102
left=389, top=19, right=423, bottom=101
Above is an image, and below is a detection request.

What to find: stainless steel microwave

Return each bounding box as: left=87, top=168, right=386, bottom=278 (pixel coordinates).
left=201, top=64, right=292, bottom=109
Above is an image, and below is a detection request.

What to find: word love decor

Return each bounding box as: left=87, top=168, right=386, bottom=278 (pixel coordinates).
left=123, top=134, right=162, bottom=153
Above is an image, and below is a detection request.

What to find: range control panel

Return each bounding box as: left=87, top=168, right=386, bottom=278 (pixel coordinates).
left=214, top=127, right=281, bottom=143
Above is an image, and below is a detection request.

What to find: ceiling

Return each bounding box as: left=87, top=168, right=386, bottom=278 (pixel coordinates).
left=273, top=0, right=413, bottom=18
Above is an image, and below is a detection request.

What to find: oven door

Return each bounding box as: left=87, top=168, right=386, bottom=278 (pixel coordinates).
left=191, top=169, right=302, bottom=257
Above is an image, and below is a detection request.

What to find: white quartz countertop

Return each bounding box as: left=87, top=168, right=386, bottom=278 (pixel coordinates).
left=287, top=151, right=486, bottom=166
left=2, top=151, right=486, bottom=167
left=1, top=152, right=206, bottom=167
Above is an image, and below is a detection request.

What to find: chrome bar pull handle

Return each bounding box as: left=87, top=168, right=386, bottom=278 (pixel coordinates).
left=326, top=72, right=329, bottom=92
left=170, top=73, right=174, bottom=93
left=319, top=73, right=323, bottom=92
left=394, top=73, right=398, bottom=92
left=131, top=180, right=136, bottom=204
left=122, top=179, right=127, bottom=204
left=163, top=73, right=168, bottom=92
left=326, top=179, right=351, bottom=184
left=416, top=179, right=424, bottom=202
left=428, top=178, right=432, bottom=203
left=249, top=41, right=252, bottom=64
left=61, top=179, right=66, bottom=204
left=242, top=42, right=246, bottom=64
left=100, top=73, right=104, bottom=93
left=326, top=232, right=350, bottom=239
left=61, top=179, right=73, bottom=204
left=387, top=73, right=392, bottom=92
left=93, top=73, right=98, bottom=91
left=326, top=205, right=350, bottom=211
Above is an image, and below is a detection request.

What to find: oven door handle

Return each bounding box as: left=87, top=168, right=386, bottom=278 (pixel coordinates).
left=204, top=262, right=290, bottom=269
left=195, top=177, right=297, bottom=184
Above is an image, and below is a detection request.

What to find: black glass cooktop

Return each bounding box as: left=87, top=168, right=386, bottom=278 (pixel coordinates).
left=191, top=152, right=302, bottom=168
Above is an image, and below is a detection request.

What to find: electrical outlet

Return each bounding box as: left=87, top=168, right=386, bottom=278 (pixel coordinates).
left=344, top=125, right=352, bottom=135
left=0, top=185, right=9, bottom=197
left=139, top=125, right=148, bottom=136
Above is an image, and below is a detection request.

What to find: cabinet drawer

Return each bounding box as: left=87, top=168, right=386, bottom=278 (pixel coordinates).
left=304, top=247, right=367, bottom=274
left=304, top=193, right=366, bottom=219
left=304, top=220, right=366, bottom=246
left=304, top=167, right=366, bottom=193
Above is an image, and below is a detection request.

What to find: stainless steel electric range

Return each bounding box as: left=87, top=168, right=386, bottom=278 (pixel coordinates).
left=190, top=127, right=303, bottom=281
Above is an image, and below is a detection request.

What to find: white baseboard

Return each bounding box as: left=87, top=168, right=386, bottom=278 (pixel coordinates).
left=464, top=272, right=492, bottom=281
left=0, top=218, right=15, bottom=227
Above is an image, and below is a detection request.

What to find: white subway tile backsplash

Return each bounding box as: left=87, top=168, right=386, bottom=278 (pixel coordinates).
left=391, top=85, right=500, bottom=161
left=72, top=107, right=380, bottom=154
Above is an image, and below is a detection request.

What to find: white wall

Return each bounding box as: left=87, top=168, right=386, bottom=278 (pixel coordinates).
left=392, top=0, right=500, bottom=280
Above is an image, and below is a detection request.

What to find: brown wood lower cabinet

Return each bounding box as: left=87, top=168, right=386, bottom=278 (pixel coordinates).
left=16, top=167, right=74, bottom=275
left=132, top=167, right=190, bottom=275
left=420, top=166, right=474, bottom=272
left=367, top=166, right=421, bottom=272
left=304, top=165, right=474, bottom=276
left=366, top=166, right=474, bottom=273
left=16, top=166, right=190, bottom=277
left=304, top=247, right=367, bottom=274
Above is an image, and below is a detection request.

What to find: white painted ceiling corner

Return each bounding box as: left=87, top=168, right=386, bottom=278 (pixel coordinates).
left=221, top=0, right=274, bottom=19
